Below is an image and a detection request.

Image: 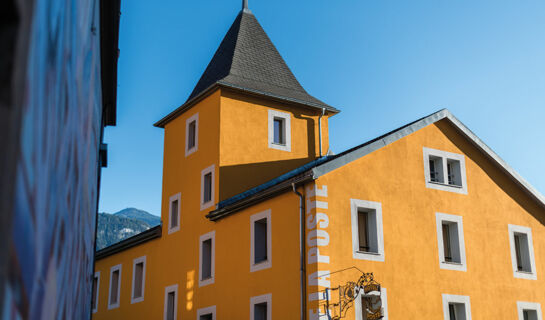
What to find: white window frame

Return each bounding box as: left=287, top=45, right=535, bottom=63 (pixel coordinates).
left=423, top=147, right=468, bottom=194
left=250, top=209, right=272, bottom=272
left=350, top=199, right=384, bottom=262
left=268, top=109, right=291, bottom=152
left=131, top=256, right=146, bottom=304
left=92, top=271, right=100, bottom=313
left=354, top=287, right=388, bottom=320
left=108, top=264, right=122, bottom=310
left=199, top=230, right=215, bottom=287
left=250, top=293, right=272, bottom=320
left=436, top=212, right=467, bottom=272
left=442, top=294, right=472, bottom=320
left=200, top=165, right=215, bottom=211
left=163, top=284, right=178, bottom=320
left=185, top=113, right=199, bottom=156
left=168, top=193, right=181, bottom=234
left=196, top=305, right=217, bottom=320
left=517, top=301, right=542, bottom=320
left=508, top=224, right=537, bottom=280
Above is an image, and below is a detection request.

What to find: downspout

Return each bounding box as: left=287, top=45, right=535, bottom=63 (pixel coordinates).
left=318, top=108, right=325, bottom=157
left=292, top=183, right=306, bottom=320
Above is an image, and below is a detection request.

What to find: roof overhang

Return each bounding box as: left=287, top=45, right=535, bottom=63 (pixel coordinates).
left=95, top=225, right=162, bottom=260
left=153, top=83, right=340, bottom=128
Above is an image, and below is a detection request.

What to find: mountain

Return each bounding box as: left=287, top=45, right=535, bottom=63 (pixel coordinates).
left=114, top=207, right=160, bottom=226
left=96, top=208, right=161, bottom=250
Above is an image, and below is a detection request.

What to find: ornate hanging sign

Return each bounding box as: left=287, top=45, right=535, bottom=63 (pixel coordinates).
left=321, top=272, right=383, bottom=320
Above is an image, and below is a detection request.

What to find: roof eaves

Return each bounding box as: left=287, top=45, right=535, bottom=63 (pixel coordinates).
left=218, top=81, right=340, bottom=113
left=444, top=112, right=545, bottom=208
left=95, top=224, right=162, bottom=260
left=153, top=83, right=220, bottom=128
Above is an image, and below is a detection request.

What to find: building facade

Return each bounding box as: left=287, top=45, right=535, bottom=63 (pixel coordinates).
left=1, top=0, right=119, bottom=318
left=93, top=4, right=545, bottom=320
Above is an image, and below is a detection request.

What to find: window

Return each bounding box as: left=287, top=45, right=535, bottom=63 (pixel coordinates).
left=92, top=271, right=100, bottom=313
left=436, top=213, right=467, bottom=271
left=350, top=199, right=384, bottom=262
left=197, top=306, right=216, bottom=320
left=268, top=110, right=291, bottom=151
left=423, top=147, right=467, bottom=194
left=163, top=284, right=178, bottom=320
left=185, top=113, right=199, bottom=156
left=250, top=210, right=272, bottom=272
left=108, top=264, right=122, bottom=309
left=273, top=117, right=285, bottom=145
left=355, top=287, right=388, bottom=320
left=250, top=294, right=272, bottom=320
left=517, top=302, right=542, bottom=320
left=201, top=165, right=215, bottom=210
left=509, top=225, right=537, bottom=280
left=442, top=294, right=471, bottom=320
left=168, top=193, right=181, bottom=234
left=131, top=256, right=146, bottom=303
left=199, top=231, right=215, bottom=287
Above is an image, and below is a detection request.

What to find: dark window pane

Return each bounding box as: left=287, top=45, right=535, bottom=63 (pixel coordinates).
left=429, top=159, right=438, bottom=182
left=202, top=239, right=212, bottom=279
left=188, top=120, right=196, bottom=149
left=442, top=223, right=452, bottom=262
left=110, top=270, right=119, bottom=304
left=254, top=302, right=267, bottom=320
left=254, top=218, right=268, bottom=263
left=448, top=304, right=457, bottom=320
left=167, top=292, right=175, bottom=320
left=358, top=210, right=369, bottom=252
left=204, top=173, right=212, bottom=203
left=200, top=314, right=213, bottom=320
left=273, top=118, right=284, bottom=145
left=171, top=199, right=178, bottom=228
left=134, top=262, right=144, bottom=298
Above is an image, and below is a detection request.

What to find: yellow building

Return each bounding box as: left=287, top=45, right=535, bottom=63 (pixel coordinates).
left=93, top=3, right=545, bottom=320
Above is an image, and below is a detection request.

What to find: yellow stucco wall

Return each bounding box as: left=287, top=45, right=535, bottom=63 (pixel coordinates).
left=219, top=89, right=330, bottom=200
left=307, top=119, right=545, bottom=319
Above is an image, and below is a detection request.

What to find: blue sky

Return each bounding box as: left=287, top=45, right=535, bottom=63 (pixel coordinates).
left=99, top=0, right=545, bottom=216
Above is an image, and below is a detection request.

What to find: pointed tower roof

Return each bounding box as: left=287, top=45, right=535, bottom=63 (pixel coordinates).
left=155, top=8, right=338, bottom=127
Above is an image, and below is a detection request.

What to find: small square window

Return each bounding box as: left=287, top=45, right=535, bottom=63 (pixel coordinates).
left=199, top=231, right=215, bottom=287
left=517, top=302, right=542, bottom=320
left=185, top=113, right=199, bottom=156
left=131, top=256, right=146, bottom=304
left=108, top=264, right=122, bottom=309
left=423, top=148, right=467, bottom=194
left=197, top=306, right=216, bottom=320
left=268, top=110, right=291, bottom=151
left=92, top=272, right=100, bottom=313
left=436, top=213, right=467, bottom=271
left=442, top=294, right=471, bottom=320
left=251, top=210, right=272, bottom=272
left=250, top=294, right=272, bottom=320
left=351, top=199, right=384, bottom=262
left=163, top=284, right=178, bottom=320
left=509, top=225, right=537, bottom=280
left=168, top=193, right=181, bottom=234
left=201, top=165, right=215, bottom=211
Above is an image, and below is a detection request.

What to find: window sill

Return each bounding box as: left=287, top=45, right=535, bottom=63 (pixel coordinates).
left=442, top=261, right=463, bottom=265
left=428, top=181, right=463, bottom=189
left=253, top=260, right=269, bottom=266
left=356, top=250, right=380, bottom=256
left=271, top=142, right=286, bottom=147
left=516, top=270, right=534, bottom=275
